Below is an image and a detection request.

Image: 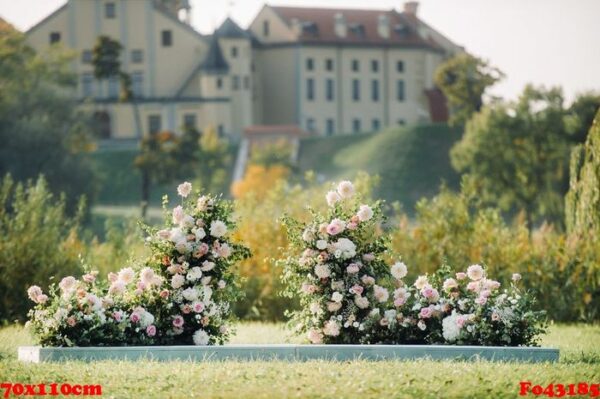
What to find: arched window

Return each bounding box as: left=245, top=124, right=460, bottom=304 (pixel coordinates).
left=93, top=111, right=111, bottom=139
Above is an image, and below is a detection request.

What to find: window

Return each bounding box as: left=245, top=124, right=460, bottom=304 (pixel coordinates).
left=326, top=119, right=335, bottom=136
left=371, top=79, right=379, bottom=102
left=108, top=76, right=119, bottom=99
left=397, top=79, right=405, bottom=101
left=306, top=58, right=314, bottom=71
left=49, top=32, right=61, bottom=44
left=105, top=2, right=116, bottom=18
left=232, top=75, right=240, bottom=90
left=372, top=119, right=381, bottom=132
left=352, top=79, right=360, bottom=101
left=352, top=119, right=361, bottom=133
left=371, top=60, right=379, bottom=72
left=397, top=60, right=404, bottom=72
left=307, top=118, right=316, bottom=132
left=397, top=119, right=406, bottom=125
left=218, top=124, right=225, bottom=136
left=148, top=115, right=162, bottom=135
left=131, top=50, right=144, bottom=63
left=132, top=72, right=144, bottom=97
left=81, top=73, right=94, bottom=97
left=306, top=78, right=314, bottom=101
left=183, top=114, right=196, bottom=130
left=161, top=30, right=173, bottom=47
left=216, top=77, right=223, bottom=89
left=325, top=59, right=334, bottom=71
left=263, top=20, right=270, bottom=36
left=326, top=78, right=334, bottom=101
left=93, top=111, right=111, bottom=139
left=351, top=59, right=360, bottom=72
left=243, top=76, right=250, bottom=90
left=81, top=50, right=92, bottom=64
left=231, top=46, right=238, bottom=58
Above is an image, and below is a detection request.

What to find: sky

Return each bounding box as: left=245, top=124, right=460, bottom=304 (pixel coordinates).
left=1, top=0, right=598, bottom=103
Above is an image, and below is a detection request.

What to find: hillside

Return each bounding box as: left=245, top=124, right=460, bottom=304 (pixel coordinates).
left=297, top=124, right=463, bottom=212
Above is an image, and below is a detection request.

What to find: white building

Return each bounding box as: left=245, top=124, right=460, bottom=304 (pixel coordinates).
left=25, top=0, right=462, bottom=139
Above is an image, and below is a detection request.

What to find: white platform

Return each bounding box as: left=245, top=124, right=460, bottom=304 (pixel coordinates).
left=18, top=344, right=559, bottom=363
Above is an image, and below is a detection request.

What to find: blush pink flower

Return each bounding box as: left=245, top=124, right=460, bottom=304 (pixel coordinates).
left=349, top=284, right=364, bottom=295
left=172, top=315, right=184, bottom=328
left=326, top=219, right=346, bottom=235
left=130, top=313, right=140, bottom=323
left=419, top=306, right=434, bottom=319
left=146, top=325, right=157, bottom=337
left=455, top=272, right=467, bottom=280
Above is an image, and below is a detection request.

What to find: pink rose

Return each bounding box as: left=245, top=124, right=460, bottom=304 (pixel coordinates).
left=362, top=253, right=375, bottom=262
left=67, top=317, right=76, bottom=327
left=349, top=284, right=364, bottom=295
left=456, top=272, right=467, bottom=280
left=146, top=325, right=157, bottom=337
left=346, top=264, right=360, bottom=274
left=193, top=302, right=205, bottom=313
left=130, top=313, right=140, bottom=323
left=159, top=289, right=170, bottom=299
left=475, top=296, right=487, bottom=305
left=419, top=306, right=434, bottom=319
left=394, top=297, right=407, bottom=307
left=172, top=315, right=184, bottom=328
left=37, top=294, right=48, bottom=304
left=326, top=219, right=346, bottom=235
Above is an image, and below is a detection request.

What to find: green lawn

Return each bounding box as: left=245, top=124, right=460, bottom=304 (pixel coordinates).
left=297, top=124, right=463, bottom=213
left=1, top=323, right=598, bottom=398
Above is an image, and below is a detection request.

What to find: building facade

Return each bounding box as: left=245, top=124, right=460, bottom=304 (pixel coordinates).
left=25, top=0, right=461, bottom=139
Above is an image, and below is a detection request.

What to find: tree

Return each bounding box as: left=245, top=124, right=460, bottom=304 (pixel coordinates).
left=194, top=126, right=232, bottom=195
left=564, top=92, right=600, bottom=144
left=451, top=85, right=571, bottom=226
left=0, top=28, right=96, bottom=211
left=435, top=53, right=504, bottom=126
left=565, top=110, right=600, bottom=235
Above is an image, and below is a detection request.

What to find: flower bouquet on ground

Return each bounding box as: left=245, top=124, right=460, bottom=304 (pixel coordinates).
left=280, top=180, right=546, bottom=346
left=26, top=182, right=250, bottom=347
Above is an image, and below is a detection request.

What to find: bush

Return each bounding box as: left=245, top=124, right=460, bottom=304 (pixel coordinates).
left=0, top=175, right=84, bottom=322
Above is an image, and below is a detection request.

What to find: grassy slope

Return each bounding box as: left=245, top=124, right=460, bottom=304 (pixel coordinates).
left=1, top=323, right=598, bottom=399
left=297, top=124, right=463, bottom=213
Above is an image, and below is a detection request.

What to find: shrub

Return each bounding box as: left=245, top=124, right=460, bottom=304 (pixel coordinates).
left=0, top=175, right=84, bottom=322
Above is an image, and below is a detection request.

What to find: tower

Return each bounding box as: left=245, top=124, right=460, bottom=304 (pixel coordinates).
left=155, top=0, right=191, bottom=24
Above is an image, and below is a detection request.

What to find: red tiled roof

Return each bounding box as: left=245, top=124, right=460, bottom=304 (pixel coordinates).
left=270, top=6, right=442, bottom=50
left=425, top=88, right=449, bottom=123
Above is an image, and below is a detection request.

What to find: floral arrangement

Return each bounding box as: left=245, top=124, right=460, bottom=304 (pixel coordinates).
left=26, top=182, right=250, bottom=347
left=280, top=181, right=546, bottom=346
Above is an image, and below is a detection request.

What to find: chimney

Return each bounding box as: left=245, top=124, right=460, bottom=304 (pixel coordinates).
left=377, top=14, right=390, bottom=39
left=404, top=1, right=419, bottom=16
left=334, top=13, right=347, bottom=38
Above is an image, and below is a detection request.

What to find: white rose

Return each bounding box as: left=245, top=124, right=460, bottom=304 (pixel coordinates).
left=337, top=181, right=355, bottom=199
left=177, top=182, right=192, bottom=198
left=391, top=262, right=408, bottom=280
left=117, top=268, right=135, bottom=285
left=171, top=274, right=185, bottom=289
left=210, top=220, right=227, bottom=238
left=357, top=205, right=374, bottom=221
left=316, top=240, right=328, bottom=250
left=314, top=264, right=331, bottom=279
left=467, top=264, right=484, bottom=281
left=326, top=191, right=341, bottom=206
left=331, top=292, right=343, bottom=303
left=193, top=329, right=210, bottom=345
left=414, top=275, right=429, bottom=290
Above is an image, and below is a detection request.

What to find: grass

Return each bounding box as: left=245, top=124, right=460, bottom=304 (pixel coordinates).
left=297, top=124, right=463, bottom=213
left=1, top=323, right=598, bottom=398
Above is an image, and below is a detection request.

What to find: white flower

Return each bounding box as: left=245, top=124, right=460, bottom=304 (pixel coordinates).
left=140, top=267, right=156, bottom=285
left=417, top=320, right=427, bottom=331
left=373, top=285, right=389, bottom=303
left=323, top=320, right=341, bottom=336
left=171, top=274, right=185, bottom=289
left=384, top=309, right=397, bottom=321
left=200, top=261, right=215, bottom=272
left=467, top=264, right=484, bottom=281
left=210, top=220, right=227, bottom=237
left=193, top=329, right=210, bottom=345
left=169, top=227, right=185, bottom=243
left=512, top=273, right=522, bottom=282
left=197, top=196, right=212, bottom=211
left=316, top=239, right=328, bottom=250
left=302, top=229, right=315, bottom=242
left=337, top=181, right=355, bottom=199
left=27, top=286, right=43, bottom=302
left=332, top=238, right=356, bottom=259
left=177, top=182, right=192, bottom=198
left=180, top=215, right=195, bottom=229
left=194, top=228, right=206, bottom=241
left=326, top=191, right=341, bottom=206
left=117, top=268, right=135, bottom=285
left=354, top=296, right=370, bottom=309
left=357, top=205, right=374, bottom=221
left=414, top=275, right=429, bottom=290
left=172, top=206, right=185, bottom=225
left=331, top=292, right=343, bottom=303
left=108, top=281, right=125, bottom=295
left=59, top=276, right=77, bottom=293
left=307, top=329, right=323, bottom=344
left=182, top=287, right=199, bottom=301
left=314, top=264, right=331, bottom=279
left=391, top=262, right=408, bottom=280
left=309, top=302, right=321, bottom=314
left=443, top=278, right=458, bottom=291
left=186, top=267, right=203, bottom=281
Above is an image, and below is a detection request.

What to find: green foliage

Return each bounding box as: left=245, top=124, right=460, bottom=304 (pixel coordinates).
left=250, top=140, right=294, bottom=168
left=434, top=53, right=504, bottom=126
left=0, top=29, right=96, bottom=211
left=451, top=85, right=571, bottom=225
left=391, top=178, right=600, bottom=322
left=566, top=110, right=600, bottom=235
left=194, top=126, right=232, bottom=194
left=92, top=36, right=122, bottom=80
left=0, top=175, right=84, bottom=322
left=564, top=92, right=600, bottom=143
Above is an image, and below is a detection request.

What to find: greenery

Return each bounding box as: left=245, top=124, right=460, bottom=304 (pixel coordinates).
left=566, top=110, right=600, bottom=235
left=0, top=323, right=598, bottom=398
left=0, top=175, right=84, bottom=322
left=434, top=53, right=504, bottom=126
left=0, top=29, right=96, bottom=211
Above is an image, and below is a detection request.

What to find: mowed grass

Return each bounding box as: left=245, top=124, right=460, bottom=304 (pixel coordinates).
left=0, top=323, right=598, bottom=399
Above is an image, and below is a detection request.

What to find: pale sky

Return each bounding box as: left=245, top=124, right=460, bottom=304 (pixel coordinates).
left=1, top=0, right=599, bottom=103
